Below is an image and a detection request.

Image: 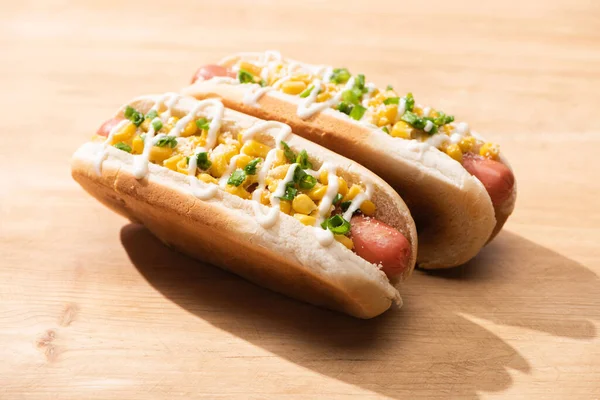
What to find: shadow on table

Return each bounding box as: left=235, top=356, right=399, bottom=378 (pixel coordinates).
left=121, top=224, right=597, bottom=399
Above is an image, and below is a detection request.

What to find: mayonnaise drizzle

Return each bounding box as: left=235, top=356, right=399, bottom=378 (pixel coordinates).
left=343, top=180, right=374, bottom=222
left=94, top=119, right=130, bottom=175
left=313, top=163, right=339, bottom=246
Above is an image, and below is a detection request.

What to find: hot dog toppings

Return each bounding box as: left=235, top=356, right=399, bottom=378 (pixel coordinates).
left=195, top=52, right=503, bottom=165
left=94, top=94, right=391, bottom=257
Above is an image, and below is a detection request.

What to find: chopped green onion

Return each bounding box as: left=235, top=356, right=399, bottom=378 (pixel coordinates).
left=355, top=74, right=366, bottom=90
left=124, top=105, right=144, bottom=127
left=154, top=136, right=178, bottom=148
left=340, top=201, right=352, bottom=212
left=298, top=174, right=317, bottom=190
left=433, top=111, right=454, bottom=126
left=342, top=90, right=360, bottom=105
left=383, top=97, right=399, bottom=105
left=299, top=84, right=315, bottom=98
left=124, top=106, right=135, bottom=118
left=152, top=119, right=163, bottom=132
left=113, top=142, right=132, bottom=153
left=333, top=193, right=343, bottom=205
left=386, top=85, right=394, bottom=91
left=281, top=141, right=296, bottom=163
left=330, top=68, right=351, bottom=84
left=238, top=69, right=255, bottom=84
left=196, top=117, right=210, bottom=130
left=382, top=126, right=390, bottom=134
left=244, top=158, right=261, bottom=175
left=259, top=79, right=267, bottom=87
left=404, top=92, right=415, bottom=112
left=227, top=169, right=246, bottom=186
left=336, top=102, right=353, bottom=115
left=295, top=149, right=313, bottom=170
left=146, top=110, right=158, bottom=120
left=349, top=104, right=367, bottom=120
left=196, top=152, right=212, bottom=170
left=321, top=215, right=351, bottom=235
left=278, top=184, right=298, bottom=201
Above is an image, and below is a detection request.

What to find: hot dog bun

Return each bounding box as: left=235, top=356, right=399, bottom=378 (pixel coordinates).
left=71, top=94, right=418, bottom=318
left=183, top=53, right=516, bottom=269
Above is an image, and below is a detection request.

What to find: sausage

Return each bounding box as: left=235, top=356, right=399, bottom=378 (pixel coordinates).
left=97, top=117, right=124, bottom=137
left=462, top=153, right=515, bottom=206
left=191, top=65, right=236, bottom=84
left=350, top=215, right=412, bottom=279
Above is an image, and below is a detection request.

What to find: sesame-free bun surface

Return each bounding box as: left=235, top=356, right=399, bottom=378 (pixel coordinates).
left=71, top=94, right=417, bottom=318
left=184, top=64, right=515, bottom=268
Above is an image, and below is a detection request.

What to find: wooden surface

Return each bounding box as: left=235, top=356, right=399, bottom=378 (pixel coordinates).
left=1, top=1, right=599, bottom=398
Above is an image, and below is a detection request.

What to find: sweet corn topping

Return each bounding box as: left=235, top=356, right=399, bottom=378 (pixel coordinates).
left=222, top=52, right=501, bottom=162
left=100, top=94, right=378, bottom=249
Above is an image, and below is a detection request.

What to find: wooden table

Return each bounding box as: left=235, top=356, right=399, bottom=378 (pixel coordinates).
left=1, top=1, right=599, bottom=398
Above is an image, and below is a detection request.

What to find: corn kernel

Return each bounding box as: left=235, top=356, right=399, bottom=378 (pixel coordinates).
left=163, top=154, right=184, bottom=171
left=267, top=179, right=280, bottom=192
left=111, top=123, right=136, bottom=144
left=307, top=184, right=327, bottom=201
left=390, top=121, right=412, bottom=139
left=189, top=134, right=207, bottom=148
left=292, top=194, right=317, bottom=215
left=149, top=146, right=173, bottom=163
left=260, top=189, right=270, bottom=205
left=180, top=121, right=198, bottom=137
left=272, top=149, right=287, bottom=167
left=281, top=81, right=307, bottom=95
left=413, top=106, right=422, bottom=116
left=334, top=234, right=354, bottom=250
left=132, top=135, right=144, bottom=154
left=359, top=200, right=376, bottom=216
left=241, top=140, right=270, bottom=159
left=239, top=61, right=262, bottom=77
left=480, top=142, right=500, bottom=159
left=383, top=104, right=398, bottom=123
left=368, top=92, right=386, bottom=107
left=293, top=214, right=317, bottom=226
left=269, top=164, right=290, bottom=179
left=235, top=154, right=254, bottom=169
left=377, top=116, right=390, bottom=127
left=343, top=184, right=362, bottom=202
left=141, top=119, right=150, bottom=132
left=337, top=177, right=348, bottom=196
left=164, top=116, right=179, bottom=133
left=225, top=185, right=251, bottom=200
left=443, top=124, right=453, bottom=135
left=176, top=157, right=188, bottom=174
left=458, top=136, right=476, bottom=152
left=279, top=200, right=292, bottom=214
left=197, top=173, right=218, bottom=184
left=319, top=169, right=328, bottom=184
left=317, top=91, right=333, bottom=103
left=445, top=144, right=463, bottom=162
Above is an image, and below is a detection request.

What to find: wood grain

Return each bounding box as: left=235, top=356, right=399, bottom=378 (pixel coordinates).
left=1, top=0, right=599, bottom=399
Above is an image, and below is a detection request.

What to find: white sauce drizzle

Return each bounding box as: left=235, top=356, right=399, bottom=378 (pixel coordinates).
left=94, top=119, right=131, bottom=175
left=422, top=106, right=431, bottom=117
left=423, top=120, right=434, bottom=133
left=343, top=180, right=374, bottom=222
left=312, top=163, right=339, bottom=246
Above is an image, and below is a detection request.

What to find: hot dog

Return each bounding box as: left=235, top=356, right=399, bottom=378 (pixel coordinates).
left=74, top=93, right=418, bottom=318
left=183, top=51, right=517, bottom=269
